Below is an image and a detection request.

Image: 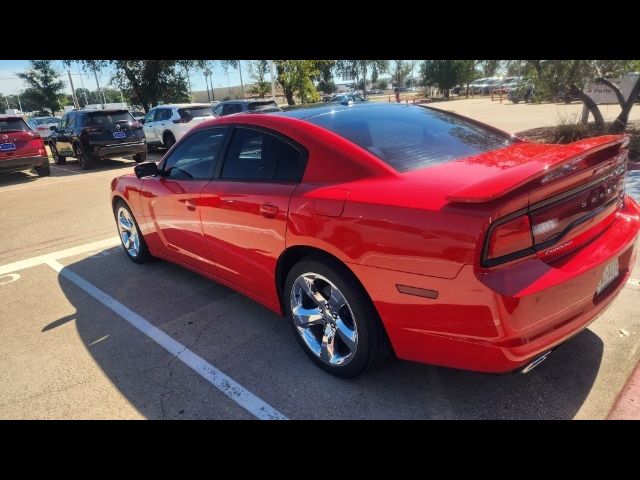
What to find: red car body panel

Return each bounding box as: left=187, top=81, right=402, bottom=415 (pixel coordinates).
left=110, top=107, right=640, bottom=373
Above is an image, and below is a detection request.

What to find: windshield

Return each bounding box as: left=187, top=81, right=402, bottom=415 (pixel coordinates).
left=307, top=105, right=513, bottom=173
left=0, top=117, right=29, bottom=132
left=86, top=111, right=133, bottom=125
left=31, top=117, right=59, bottom=125
left=179, top=107, right=213, bottom=118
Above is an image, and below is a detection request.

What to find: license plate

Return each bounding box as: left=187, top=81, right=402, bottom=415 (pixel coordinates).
left=0, top=142, right=16, bottom=152
left=113, top=131, right=126, bottom=139
left=596, top=258, right=619, bottom=295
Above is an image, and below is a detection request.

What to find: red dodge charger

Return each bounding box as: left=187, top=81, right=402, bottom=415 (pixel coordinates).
left=110, top=103, right=639, bottom=377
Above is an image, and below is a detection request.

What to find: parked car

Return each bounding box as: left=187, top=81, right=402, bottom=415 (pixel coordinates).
left=327, top=93, right=366, bottom=104
left=49, top=108, right=146, bottom=170
left=26, top=116, right=61, bottom=143
left=141, top=103, right=214, bottom=150
left=508, top=81, right=535, bottom=103
left=0, top=115, right=50, bottom=176
left=111, top=103, right=639, bottom=377
left=212, top=99, right=281, bottom=117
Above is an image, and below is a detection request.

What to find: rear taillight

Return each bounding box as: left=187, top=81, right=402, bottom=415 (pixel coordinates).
left=485, top=214, right=533, bottom=264
left=132, top=121, right=143, bottom=130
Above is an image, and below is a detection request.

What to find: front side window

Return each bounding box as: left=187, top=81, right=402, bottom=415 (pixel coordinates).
left=162, top=128, right=226, bottom=180
left=157, top=109, right=173, bottom=121
left=221, top=127, right=305, bottom=182
left=59, top=114, right=69, bottom=129
left=143, top=109, right=155, bottom=123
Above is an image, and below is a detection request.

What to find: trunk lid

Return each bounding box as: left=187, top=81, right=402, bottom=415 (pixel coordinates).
left=0, top=130, right=44, bottom=159
left=83, top=110, right=144, bottom=146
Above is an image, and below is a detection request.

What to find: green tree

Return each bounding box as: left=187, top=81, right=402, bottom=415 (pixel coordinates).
left=275, top=60, right=324, bottom=105
left=337, top=60, right=388, bottom=98
left=248, top=60, right=271, bottom=98
left=69, top=60, right=206, bottom=112
left=456, top=60, right=478, bottom=98
left=420, top=60, right=460, bottom=99
left=17, top=60, right=66, bottom=114
left=478, top=60, right=502, bottom=77
left=317, top=79, right=337, bottom=94
left=392, top=60, right=413, bottom=89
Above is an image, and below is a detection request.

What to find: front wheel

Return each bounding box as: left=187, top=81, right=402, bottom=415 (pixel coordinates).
left=114, top=200, right=152, bottom=263
left=35, top=164, right=51, bottom=177
left=284, top=258, right=390, bottom=377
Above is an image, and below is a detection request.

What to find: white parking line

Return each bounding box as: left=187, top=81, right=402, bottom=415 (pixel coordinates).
left=46, top=259, right=287, bottom=420
left=0, top=237, right=121, bottom=276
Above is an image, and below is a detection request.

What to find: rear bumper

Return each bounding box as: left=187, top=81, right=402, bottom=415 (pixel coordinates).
left=93, top=141, right=146, bottom=159
left=0, top=155, right=48, bottom=173
left=350, top=196, right=640, bottom=373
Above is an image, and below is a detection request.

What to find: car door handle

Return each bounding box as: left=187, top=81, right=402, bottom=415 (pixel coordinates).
left=185, top=199, right=197, bottom=211
left=260, top=204, right=278, bottom=218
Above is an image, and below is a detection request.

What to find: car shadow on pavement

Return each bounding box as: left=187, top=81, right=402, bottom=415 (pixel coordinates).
left=0, top=171, right=39, bottom=187
left=55, top=249, right=604, bottom=420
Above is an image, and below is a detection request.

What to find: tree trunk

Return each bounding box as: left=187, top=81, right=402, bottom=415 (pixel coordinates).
left=614, top=76, right=640, bottom=133
left=466, top=82, right=469, bottom=98
left=284, top=85, right=295, bottom=105
left=362, top=64, right=367, bottom=100
left=570, top=84, right=605, bottom=131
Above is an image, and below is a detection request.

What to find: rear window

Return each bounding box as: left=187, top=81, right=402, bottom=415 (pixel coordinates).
left=86, top=111, right=133, bottom=126
left=307, top=105, right=513, bottom=172
left=179, top=107, right=213, bottom=118
left=0, top=117, right=29, bottom=132
left=248, top=101, right=279, bottom=112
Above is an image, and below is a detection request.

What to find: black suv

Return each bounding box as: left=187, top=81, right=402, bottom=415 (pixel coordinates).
left=212, top=99, right=281, bottom=116
left=49, top=109, right=146, bottom=169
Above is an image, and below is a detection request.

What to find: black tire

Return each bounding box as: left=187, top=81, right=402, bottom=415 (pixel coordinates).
left=133, top=150, right=147, bottom=163
left=75, top=143, right=94, bottom=170
left=35, top=164, right=51, bottom=177
left=284, top=257, right=390, bottom=378
left=50, top=143, right=66, bottom=165
left=511, top=98, right=520, bottom=104
left=113, top=199, right=152, bottom=264
left=163, top=132, right=176, bottom=149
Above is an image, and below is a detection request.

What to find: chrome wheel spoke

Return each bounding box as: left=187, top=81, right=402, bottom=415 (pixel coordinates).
left=298, top=276, right=327, bottom=306
left=328, top=286, right=347, bottom=312
left=117, top=207, right=139, bottom=257
left=320, top=326, right=337, bottom=364
left=292, top=306, right=324, bottom=327
left=335, top=318, right=357, bottom=352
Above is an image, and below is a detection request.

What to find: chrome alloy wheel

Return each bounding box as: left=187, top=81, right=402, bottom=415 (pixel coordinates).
left=290, top=273, right=358, bottom=366
left=117, top=207, right=140, bottom=258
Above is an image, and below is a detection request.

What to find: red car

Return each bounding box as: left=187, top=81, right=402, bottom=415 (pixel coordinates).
left=110, top=103, right=639, bottom=377
left=0, top=115, right=50, bottom=176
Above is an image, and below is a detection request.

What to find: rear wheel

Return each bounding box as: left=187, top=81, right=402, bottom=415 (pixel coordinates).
left=284, top=257, right=390, bottom=377
left=35, top=164, right=51, bottom=177
left=75, top=143, right=94, bottom=170
left=163, top=132, right=176, bottom=149
left=133, top=150, right=147, bottom=163
left=50, top=143, right=66, bottom=165
left=114, top=200, right=151, bottom=263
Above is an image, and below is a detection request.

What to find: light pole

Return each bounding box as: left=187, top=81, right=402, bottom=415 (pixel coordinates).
left=15, top=94, right=23, bottom=113
left=271, top=60, right=276, bottom=101
left=203, top=68, right=212, bottom=102
left=238, top=61, right=245, bottom=99
left=68, top=69, right=79, bottom=109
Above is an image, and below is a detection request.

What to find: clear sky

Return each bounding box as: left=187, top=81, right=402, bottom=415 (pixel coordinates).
left=0, top=60, right=255, bottom=96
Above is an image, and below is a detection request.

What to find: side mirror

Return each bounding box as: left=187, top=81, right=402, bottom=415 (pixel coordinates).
left=134, top=162, right=158, bottom=179
left=50, top=125, right=58, bottom=131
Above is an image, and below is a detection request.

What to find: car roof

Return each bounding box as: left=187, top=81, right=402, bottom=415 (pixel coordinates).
left=275, top=101, right=406, bottom=120
left=0, top=115, right=23, bottom=120
left=217, top=99, right=277, bottom=104
left=73, top=108, right=128, bottom=114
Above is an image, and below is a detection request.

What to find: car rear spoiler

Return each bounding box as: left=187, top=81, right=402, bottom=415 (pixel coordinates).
left=446, top=135, right=629, bottom=203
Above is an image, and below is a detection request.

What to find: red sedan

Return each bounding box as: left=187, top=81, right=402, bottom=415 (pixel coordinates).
left=110, top=103, right=639, bottom=377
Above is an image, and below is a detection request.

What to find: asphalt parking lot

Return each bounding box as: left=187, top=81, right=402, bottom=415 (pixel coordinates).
left=1, top=144, right=639, bottom=419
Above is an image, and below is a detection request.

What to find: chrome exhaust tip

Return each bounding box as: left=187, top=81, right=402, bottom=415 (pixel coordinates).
left=520, top=351, right=552, bottom=374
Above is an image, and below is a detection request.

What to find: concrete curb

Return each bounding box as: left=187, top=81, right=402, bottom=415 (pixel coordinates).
left=607, top=359, right=640, bottom=419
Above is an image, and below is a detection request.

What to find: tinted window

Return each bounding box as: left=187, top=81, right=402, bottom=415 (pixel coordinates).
left=67, top=113, right=77, bottom=128
left=87, top=111, right=133, bottom=126
left=307, top=105, right=513, bottom=172
left=248, top=101, right=279, bottom=112
left=31, top=117, right=58, bottom=125
left=163, top=128, right=226, bottom=180
left=213, top=105, right=223, bottom=116
left=157, top=109, right=173, bottom=121
left=222, top=104, right=242, bottom=116
left=179, top=106, right=212, bottom=118
left=0, top=117, right=29, bottom=132
left=221, top=128, right=304, bottom=181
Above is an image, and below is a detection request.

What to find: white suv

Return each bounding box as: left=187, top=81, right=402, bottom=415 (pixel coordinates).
left=141, top=103, right=214, bottom=149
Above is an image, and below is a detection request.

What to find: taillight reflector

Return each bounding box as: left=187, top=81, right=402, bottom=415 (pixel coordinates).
left=487, top=215, right=533, bottom=261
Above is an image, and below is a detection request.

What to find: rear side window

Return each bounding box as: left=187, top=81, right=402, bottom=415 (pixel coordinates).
left=156, top=109, right=173, bottom=121
left=163, top=128, right=226, bottom=180
left=179, top=106, right=212, bottom=118
left=308, top=106, right=513, bottom=172
left=221, top=128, right=305, bottom=182
left=0, top=117, right=29, bottom=132
left=222, top=104, right=242, bottom=116
left=87, top=111, right=133, bottom=126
